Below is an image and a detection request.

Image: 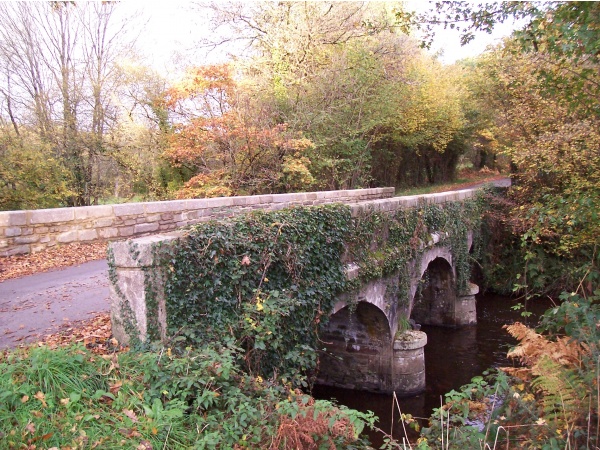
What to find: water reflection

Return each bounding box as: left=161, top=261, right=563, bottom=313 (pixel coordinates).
left=312, top=293, right=552, bottom=446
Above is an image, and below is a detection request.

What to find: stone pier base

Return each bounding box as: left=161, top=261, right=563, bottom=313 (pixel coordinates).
left=455, top=282, right=479, bottom=326
left=392, top=330, right=427, bottom=396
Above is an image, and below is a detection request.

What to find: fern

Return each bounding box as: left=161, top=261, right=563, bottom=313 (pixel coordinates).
left=531, top=357, right=586, bottom=425
left=501, top=322, right=597, bottom=446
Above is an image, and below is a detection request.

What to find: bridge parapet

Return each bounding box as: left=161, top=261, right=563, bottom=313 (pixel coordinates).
left=0, top=187, right=394, bottom=256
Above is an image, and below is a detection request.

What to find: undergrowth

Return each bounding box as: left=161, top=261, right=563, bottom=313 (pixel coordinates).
left=0, top=343, right=375, bottom=449
left=411, top=290, right=599, bottom=449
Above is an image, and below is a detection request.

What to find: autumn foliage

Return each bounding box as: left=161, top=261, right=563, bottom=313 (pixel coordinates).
left=163, top=64, right=315, bottom=198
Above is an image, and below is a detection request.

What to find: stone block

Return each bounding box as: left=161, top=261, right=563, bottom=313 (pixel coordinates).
left=0, top=211, right=27, bottom=227
left=159, top=223, right=177, bottom=231
left=272, top=193, right=296, bottom=203
left=94, top=218, right=114, bottom=228
left=113, top=203, right=145, bottom=217
left=204, top=197, right=234, bottom=208
left=145, top=214, right=161, bottom=223
left=145, top=200, right=186, bottom=214
left=1, top=244, right=30, bottom=256
left=31, top=244, right=48, bottom=253
left=109, top=268, right=148, bottom=345
left=256, top=194, right=273, bottom=204
left=57, top=231, right=78, bottom=243
left=184, top=199, right=209, bottom=211
left=4, top=227, right=22, bottom=237
left=30, top=208, right=74, bottom=224
left=232, top=196, right=250, bottom=206
left=79, top=229, right=98, bottom=241
left=98, top=227, right=119, bottom=239
left=118, top=226, right=135, bottom=237
left=15, top=235, right=39, bottom=244
left=74, top=205, right=113, bottom=220
left=134, top=222, right=159, bottom=234
left=349, top=204, right=364, bottom=217
left=109, top=232, right=184, bottom=268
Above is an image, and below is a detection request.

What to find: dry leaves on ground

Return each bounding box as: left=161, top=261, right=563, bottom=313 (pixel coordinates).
left=39, top=312, right=124, bottom=355
left=0, top=241, right=107, bottom=282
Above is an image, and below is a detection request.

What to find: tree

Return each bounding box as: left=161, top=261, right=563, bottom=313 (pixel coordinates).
left=195, top=2, right=471, bottom=190
left=399, top=2, right=600, bottom=118
left=163, top=64, right=315, bottom=198
left=0, top=2, right=137, bottom=206
left=0, top=129, right=73, bottom=210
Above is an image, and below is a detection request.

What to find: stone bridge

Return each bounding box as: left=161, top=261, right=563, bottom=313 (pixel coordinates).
left=108, top=185, right=496, bottom=396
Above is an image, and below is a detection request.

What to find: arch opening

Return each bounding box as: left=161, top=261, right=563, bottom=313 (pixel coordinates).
left=317, top=301, right=393, bottom=392
left=411, top=257, right=458, bottom=326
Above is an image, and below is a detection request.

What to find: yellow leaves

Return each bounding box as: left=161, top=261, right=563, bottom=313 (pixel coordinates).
left=60, top=398, right=70, bottom=406
left=522, top=393, right=535, bottom=402
left=21, top=395, right=29, bottom=403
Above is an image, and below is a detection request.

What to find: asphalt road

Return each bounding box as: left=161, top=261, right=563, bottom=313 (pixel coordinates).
left=0, top=259, right=110, bottom=349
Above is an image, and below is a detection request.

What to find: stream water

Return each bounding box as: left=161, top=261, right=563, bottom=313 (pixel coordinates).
left=312, top=293, right=553, bottom=446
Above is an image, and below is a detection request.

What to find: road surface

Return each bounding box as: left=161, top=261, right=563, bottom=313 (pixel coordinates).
left=0, top=259, right=109, bottom=349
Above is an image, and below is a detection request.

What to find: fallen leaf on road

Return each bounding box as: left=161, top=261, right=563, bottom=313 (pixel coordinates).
left=0, top=242, right=107, bottom=282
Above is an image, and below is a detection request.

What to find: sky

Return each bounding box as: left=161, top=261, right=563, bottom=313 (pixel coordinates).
left=120, top=1, right=520, bottom=75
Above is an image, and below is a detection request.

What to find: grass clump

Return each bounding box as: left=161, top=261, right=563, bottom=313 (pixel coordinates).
left=0, top=343, right=374, bottom=449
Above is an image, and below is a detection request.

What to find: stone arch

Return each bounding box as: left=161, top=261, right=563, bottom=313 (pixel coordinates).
left=318, top=301, right=394, bottom=392
left=410, top=256, right=458, bottom=326
left=408, top=246, right=454, bottom=314
left=332, top=274, right=398, bottom=337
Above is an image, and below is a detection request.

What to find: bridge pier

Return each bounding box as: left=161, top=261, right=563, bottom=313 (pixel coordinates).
left=392, top=330, right=427, bottom=395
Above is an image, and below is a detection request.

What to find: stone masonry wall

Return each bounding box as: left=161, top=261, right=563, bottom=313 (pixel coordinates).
left=0, top=187, right=394, bottom=256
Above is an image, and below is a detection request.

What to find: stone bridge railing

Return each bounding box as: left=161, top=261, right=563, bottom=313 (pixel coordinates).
left=0, top=188, right=393, bottom=256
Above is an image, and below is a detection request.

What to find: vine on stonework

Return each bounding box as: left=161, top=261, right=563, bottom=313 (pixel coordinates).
left=345, top=198, right=484, bottom=300
left=156, top=204, right=351, bottom=384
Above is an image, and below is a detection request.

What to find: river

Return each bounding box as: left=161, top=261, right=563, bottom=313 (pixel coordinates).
left=312, top=293, right=552, bottom=446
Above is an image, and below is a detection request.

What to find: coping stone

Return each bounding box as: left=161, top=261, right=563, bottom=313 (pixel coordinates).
left=145, top=200, right=188, bottom=214
left=113, top=203, right=146, bottom=217
left=30, top=208, right=74, bottom=224
left=0, top=211, right=28, bottom=227
left=74, top=205, right=113, bottom=220
left=110, top=232, right=184, bottom=268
